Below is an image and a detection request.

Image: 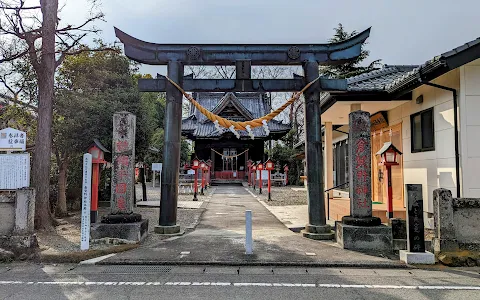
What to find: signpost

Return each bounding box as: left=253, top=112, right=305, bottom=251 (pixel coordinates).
left=0, top=154, right=30, bottom=190
left=0, top=128, right=29, bottom=190
left=152, top=163, right=162, bottom=188
left=0, top=128, right=27, bottom=152
left=81, top=153, right=92, bottom=251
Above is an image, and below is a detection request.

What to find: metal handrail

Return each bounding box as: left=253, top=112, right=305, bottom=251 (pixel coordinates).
left=325, top=182, right=349, bottom=220
left=325, top=182, right=349, bottom=192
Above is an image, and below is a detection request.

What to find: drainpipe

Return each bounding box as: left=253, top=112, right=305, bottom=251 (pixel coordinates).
left=418, top=75, right=461, bottom=198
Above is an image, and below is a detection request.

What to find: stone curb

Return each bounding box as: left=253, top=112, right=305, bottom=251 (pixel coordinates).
left=96, top=260, right=410, bottom=268
left=38, top=244, right=139, bottom=264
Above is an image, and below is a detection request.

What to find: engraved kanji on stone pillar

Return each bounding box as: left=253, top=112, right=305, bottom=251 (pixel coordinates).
left=111, top=111, right=136, bottom=214
left=348, top=110, right=372, bottom=218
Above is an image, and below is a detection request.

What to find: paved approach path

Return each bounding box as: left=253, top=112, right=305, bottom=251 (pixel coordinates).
left=102, top=185, right=402, bottom=266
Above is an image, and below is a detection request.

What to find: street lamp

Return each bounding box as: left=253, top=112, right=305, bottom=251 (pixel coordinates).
left=206, top=159, right=212, bottom=188
left=200, top=160, right=206, bottom=195
left=376, top=142, right=402, bottom=219
left=191, top=158, right=200, bottom=201
left=247, top=159, right=253, bottom=186
left=203, top=163, right=209, bottom=191
left=257, top=162, right=264, bottom=194
left=265, top=159, right=274, bottom=201
left=251, top=164, right=257, bottom=190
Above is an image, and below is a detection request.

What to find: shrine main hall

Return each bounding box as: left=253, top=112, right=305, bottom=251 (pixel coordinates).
left=181, top=92, right=290, bottom=183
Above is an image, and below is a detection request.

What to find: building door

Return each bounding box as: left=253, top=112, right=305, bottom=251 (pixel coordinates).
left=334, top=140, right=348, bottom=189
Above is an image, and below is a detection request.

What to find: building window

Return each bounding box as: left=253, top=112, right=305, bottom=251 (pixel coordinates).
left=410, top=108, right=434, bottom=152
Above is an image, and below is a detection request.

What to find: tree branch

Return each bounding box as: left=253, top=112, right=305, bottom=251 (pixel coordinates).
left=56, top=13, right=104, bottom=33
left=0, top=49, right=28, bottom=63
left=0, top=92, right=37, bottom=110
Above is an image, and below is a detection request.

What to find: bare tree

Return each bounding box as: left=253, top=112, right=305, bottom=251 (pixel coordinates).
left=0, top=0, right=106, bottom=229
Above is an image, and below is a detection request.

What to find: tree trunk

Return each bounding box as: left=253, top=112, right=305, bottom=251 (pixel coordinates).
left=33, top=0, right=59, bottom=230
left=55, top=157, right=69, bottom=217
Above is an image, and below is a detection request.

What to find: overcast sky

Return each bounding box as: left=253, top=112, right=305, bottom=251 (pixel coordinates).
left=60, top=0, right=479, bottom=75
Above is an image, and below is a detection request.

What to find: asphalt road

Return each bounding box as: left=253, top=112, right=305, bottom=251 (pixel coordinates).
left=1, top=264, right=480, bottom=299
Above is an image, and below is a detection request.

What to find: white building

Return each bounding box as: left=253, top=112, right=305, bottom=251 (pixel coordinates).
left=316, top=37, right=480, bottom=224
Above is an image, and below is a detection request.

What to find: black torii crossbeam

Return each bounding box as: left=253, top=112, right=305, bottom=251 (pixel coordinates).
left=115, top=27, right=370, bottom=238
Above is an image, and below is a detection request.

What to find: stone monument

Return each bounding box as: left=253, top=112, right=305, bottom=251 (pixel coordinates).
left=400, top=184, right=435, bottom=264
left=336, top=110, right=392, bottom=251
left=91, top=112, right=148, bottom=242
left=0, top=128, right=37, bottom=256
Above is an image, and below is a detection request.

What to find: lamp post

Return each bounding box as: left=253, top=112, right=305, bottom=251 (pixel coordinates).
left=252, top=164, right=257, bottom=190
left=284, top=164, right=289, bottom=186
left=200, top=160, right=206, bottom=195
left=265, top=159, right=274, bottom=201
left=376, top=142, right=402, bottom=219
left=206, top=159, right=212, bottom=188
left=203, top=164, right=209, bottom=191
left=87, top=140, right=109, bottom=223
left=257, top=162, right=264, bottom=194
left=191, top=158, right=200, bottom=201
left=247, top=159, right=253, bottom=186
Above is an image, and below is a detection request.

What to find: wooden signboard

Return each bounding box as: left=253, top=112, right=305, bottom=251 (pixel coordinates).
left=370, top=112, right=389, bottom=132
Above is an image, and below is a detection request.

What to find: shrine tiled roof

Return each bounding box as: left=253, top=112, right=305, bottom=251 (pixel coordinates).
left=182, top=92, right=291, bottom=139
left=346, top=65, right=418, bottom=91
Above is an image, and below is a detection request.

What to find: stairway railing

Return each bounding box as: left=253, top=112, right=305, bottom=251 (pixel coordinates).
left=325, top=182, right=349, bottom=220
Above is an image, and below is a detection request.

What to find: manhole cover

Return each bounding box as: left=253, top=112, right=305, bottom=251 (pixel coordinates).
left=100, top=265, right=173, bottom=274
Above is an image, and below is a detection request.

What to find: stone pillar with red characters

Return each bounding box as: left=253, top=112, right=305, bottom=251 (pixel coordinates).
left=91, top=111, right=149, bottom=242
left=336, top=110, right=392, bottom=252
left=110, top=112, right=136, bottom=216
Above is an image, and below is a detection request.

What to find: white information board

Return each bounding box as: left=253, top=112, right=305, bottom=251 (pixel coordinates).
left=0, top=153, right=30, bottom=189
left=187, top=169, right=195, bottom=175
left=0, top=128, right=26, bottom=152
left=256, top=170, right=269, bottom=180
left=80, top=153, right=92, bottom=251
left=152, top=163, right=162, bottom=171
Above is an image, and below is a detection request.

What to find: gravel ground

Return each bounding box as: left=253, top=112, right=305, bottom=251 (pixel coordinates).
left=136, top=184, right=214, bottom=202
left=248, top=185, right=308, bottom=206
left=37, top=204, right=206, bottom=254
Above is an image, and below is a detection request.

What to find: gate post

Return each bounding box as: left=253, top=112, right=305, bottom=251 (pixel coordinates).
left=155, top=61, right=185, bottom=235
left=302, top=61, right=334, bottom=240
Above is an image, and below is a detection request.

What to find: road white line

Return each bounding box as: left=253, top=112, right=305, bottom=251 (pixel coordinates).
left=79, top=253, right=117, bottom=265
left=245, top=188, right=258, bottom=198
left=0, top=281, right=479, bottom=290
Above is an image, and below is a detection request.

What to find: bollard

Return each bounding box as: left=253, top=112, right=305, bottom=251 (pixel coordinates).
left=245, top=210, right=253, bottom=255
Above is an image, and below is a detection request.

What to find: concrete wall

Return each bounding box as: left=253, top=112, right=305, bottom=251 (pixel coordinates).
left=387, top=70, right=460, bottom=215
left=0, top=189, right=35, bottom=236
left=0, top=192, right=16, bottom=235
left=433, top=188, right=480, bottom=252
left=459, top=59, right=480, bottom=197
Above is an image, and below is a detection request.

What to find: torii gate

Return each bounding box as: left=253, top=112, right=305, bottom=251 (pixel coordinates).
left=115, top=27, right=370, bottom=238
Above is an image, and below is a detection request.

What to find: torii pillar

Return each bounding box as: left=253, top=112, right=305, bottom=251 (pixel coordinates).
left=301, top=62, right=334, bottom=240
left=154, top=61, right=185, bottom=236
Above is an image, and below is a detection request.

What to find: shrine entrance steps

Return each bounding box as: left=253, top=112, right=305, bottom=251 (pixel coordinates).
left=100, top=185, right=402, bottom=266
left=210, top=179, right=244, bottom=185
